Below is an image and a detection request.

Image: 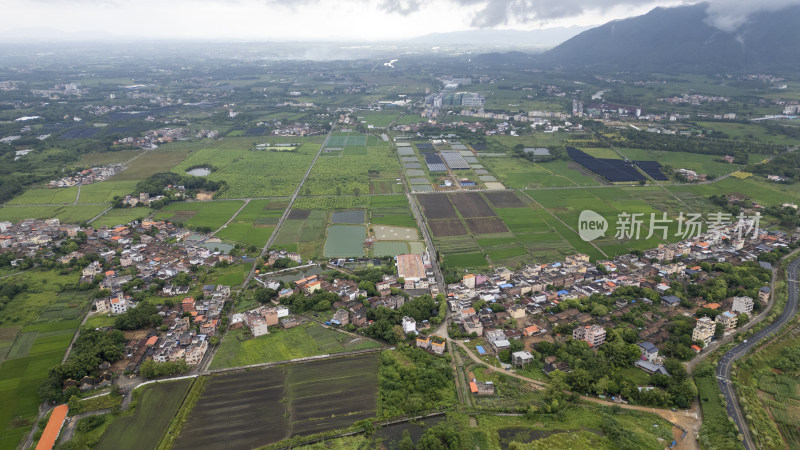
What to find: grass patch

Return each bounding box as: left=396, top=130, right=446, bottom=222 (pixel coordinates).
left=209, top=322, right=380, bottom=370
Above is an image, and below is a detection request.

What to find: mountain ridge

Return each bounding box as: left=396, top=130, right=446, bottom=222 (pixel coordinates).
left=537, top=2, right=800, bottom=72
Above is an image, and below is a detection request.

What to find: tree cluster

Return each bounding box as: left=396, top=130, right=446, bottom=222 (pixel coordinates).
left=379, top=346, right=453, bottom=417
left=537, top=330, right=698, bottom=408
left=40, top=329, right=126, bottom=403
left=114, top=302, right=163, bottom=330
left=138, top=359, right=189, bottom=378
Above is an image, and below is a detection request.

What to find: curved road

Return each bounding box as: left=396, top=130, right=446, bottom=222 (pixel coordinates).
left=717, top=256, right=800, bottom=450
left=453, top=340, right=700, bottom=448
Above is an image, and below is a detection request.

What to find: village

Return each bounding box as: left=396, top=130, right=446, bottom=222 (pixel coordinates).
left=47, top=165, right=124, bottom=188
left=0, top=201, right=789, bottom=404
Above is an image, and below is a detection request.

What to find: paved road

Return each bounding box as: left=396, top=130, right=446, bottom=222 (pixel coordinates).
left=406, top=192, right=444, bottom=294
left=717, top=255, right=800, bottom=450
left=59, top=408, right=112, bottom=444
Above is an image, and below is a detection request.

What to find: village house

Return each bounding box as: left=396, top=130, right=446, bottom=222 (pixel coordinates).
left=716, top=311, right=738, bottom=332
left=692, top=317, right=715, bottom=347
left=731, top=296, right=754, bottom=315
left=572, top=325, right=606, bottom=347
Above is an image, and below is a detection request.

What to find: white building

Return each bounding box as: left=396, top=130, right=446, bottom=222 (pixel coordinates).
left=110, top=297, right=135, bottom=315
left=402, top=316, right=417, bottom=334
left=731, top=296, right=754, bottom=315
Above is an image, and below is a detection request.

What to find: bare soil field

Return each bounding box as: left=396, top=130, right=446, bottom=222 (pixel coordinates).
left=173, top=368, right=289, bottom=450
left=465, top=218, right=510, bottom=234
left=485, top=191, right=524, bottom=208
left=450, top=193, right=496, bottom=218
left=429, top=219, right=468, bottom=237
left=287, top=209, right=311, bottom=220
left=417, top=194, right=457, bottom=219
left=175, top=354, right=379, bottom=449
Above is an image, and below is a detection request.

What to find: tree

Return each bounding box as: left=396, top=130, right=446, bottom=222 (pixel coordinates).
left=254, top=287, right=277, bottom=304
left=714, top=322, right=725, bottom=339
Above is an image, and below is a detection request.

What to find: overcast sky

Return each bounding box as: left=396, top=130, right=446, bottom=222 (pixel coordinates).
left=0, top=0, right=795, bottom=41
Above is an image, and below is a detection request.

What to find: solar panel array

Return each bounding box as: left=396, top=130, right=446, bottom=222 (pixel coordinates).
left=567, top=147, right=646, bottom=182
left=634, top=161, right=669, bottom=180
left=424, top=153, right=447, bottom=172
left=415, top=142, right=434, bottom=150
left=440, top=151, right=470, bottom=170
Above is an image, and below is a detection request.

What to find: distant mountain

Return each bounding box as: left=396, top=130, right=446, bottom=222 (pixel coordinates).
left=538, top=3, right=800, bottom=72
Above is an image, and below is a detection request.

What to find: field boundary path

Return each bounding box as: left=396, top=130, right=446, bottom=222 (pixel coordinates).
left=207, top=198, right=249, bottom=240
left=717, top=254, right=800, bottom=450
left=241, top=127, right=334, bottom=290
left=61, top=309, right=93, bottom=363
left=87, top=206, right=113, bottom=224
left=517, top=190, right=609, bottom=259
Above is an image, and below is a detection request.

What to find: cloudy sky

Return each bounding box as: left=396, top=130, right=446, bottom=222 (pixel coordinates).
left=0, top=0, right=795, bottom=41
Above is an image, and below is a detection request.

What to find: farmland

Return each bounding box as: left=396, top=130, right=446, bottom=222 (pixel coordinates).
left=273, top=209, right=327, bottom=258
left=97, top=379, right=193, bottom=450
left=171, top=137, right=320, bottom=198
left=0, top=205, right=107, bottom=223
left=90, top=207, right=151, bottom=227
left=177, top=353, right=378, bottom=449
left=173, top=369, right=288, bottom=449
left=154, top=200, right=244, bottom=230
left=0, top=269, right=89, bottom=450
left=480, top=156, right=601, bottom=189
left=208, top=322, right=380, bottom=370
left=303, top=143, right=400, bottom=196
left=733, top=324, right=800, bottom=449
left=214, top=199, right=286, bottom=247
left=323, top=225, right=366, bottom=257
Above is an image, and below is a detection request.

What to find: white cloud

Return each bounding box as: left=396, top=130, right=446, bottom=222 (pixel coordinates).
left=2, top=0, right=798, bottom=41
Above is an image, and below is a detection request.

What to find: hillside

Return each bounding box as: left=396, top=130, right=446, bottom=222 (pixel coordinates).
left=538, top=3, right=800, bottom=72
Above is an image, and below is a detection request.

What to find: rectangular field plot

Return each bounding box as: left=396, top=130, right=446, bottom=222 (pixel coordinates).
left=450, top=193, right=495, bottom=218
left=209, top=323, right=380, bottom=370
left=273, top=209, right=327, bottom=259
left=99, top=379, right=193, bottom=450
left=417, top=194, right=456, bottom=219
left=374, top=241, right=419, bottom=256
left=331, top=210, right=366, bottom=224
left=443, top=252, right=488, bottom=269
left=324, top=225, right=366, bottom=257
left=174, top=369, right=288, bottom=450
left=465, top=218, right=509, bottom=234
left=411, top=184, right=434, bottom=192
left=154, top=200, right=244, bottom=230
left=184, top=354, right=379, bottom=448
left=373, top=226, right=418, bottom=240
left=287, top=354, right=378, bottom=428
left=397, top=147, right=415, bottom=156
left=485, top=191, right=524, bottom=208
left=429, top=219, right=467, bottom=237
